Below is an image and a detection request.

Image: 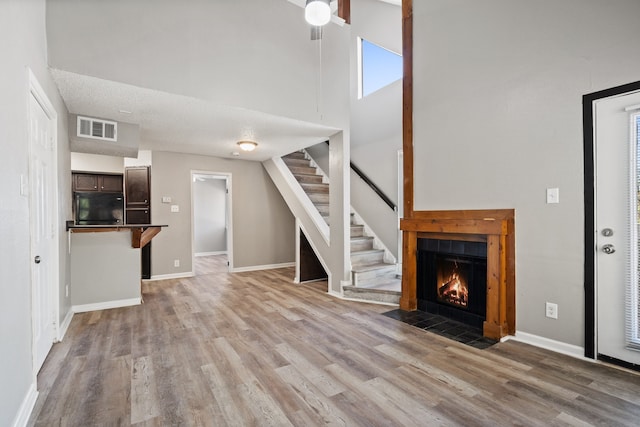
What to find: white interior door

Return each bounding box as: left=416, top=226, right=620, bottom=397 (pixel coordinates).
left=595, top=89, right=640, bottom=365
left=29, top=89, right=56, bottom=373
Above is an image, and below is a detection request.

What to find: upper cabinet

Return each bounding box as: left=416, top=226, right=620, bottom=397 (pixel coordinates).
left=124, top=167, right=150, bottom=208
left=72, top=172, right=123, bottom=192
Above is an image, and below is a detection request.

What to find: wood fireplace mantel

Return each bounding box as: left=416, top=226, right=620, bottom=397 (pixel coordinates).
left=400, top=209, right=515, bottom=340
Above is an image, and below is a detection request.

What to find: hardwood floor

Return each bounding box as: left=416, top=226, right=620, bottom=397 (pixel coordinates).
left=29, top=256, right=640, bottom=426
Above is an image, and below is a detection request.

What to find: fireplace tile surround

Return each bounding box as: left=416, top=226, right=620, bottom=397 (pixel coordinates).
left=400, top=209, right=515, bottom=340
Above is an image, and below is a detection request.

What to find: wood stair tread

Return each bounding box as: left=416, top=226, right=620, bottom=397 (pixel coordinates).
left=351, top=262, right=396, bottom=273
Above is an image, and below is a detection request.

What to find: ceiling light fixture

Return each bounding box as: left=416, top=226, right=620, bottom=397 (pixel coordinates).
left=305, top=0, right=331, bottom=26
left=237, top=140, right=258, bottom=152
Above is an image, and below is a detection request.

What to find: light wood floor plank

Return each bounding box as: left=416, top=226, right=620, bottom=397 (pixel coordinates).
left=28, top=255, right=640, bottom=426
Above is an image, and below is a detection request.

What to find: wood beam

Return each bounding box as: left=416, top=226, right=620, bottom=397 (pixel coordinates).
left=338, top=0, right=350, bottom=24
left=402, top=0, right=413, bottom=219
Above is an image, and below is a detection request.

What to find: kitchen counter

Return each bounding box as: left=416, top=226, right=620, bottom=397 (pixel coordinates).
left=68, top=223, right=167, bottom=313
left=67, top=222, right=167, bottom=248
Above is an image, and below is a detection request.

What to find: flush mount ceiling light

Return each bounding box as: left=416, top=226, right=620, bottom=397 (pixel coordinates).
left=237, top=140, right=258, bottom=152
left=305, top=0, right=331, bottom=26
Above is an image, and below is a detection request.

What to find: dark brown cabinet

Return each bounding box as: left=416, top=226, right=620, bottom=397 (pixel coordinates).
left=125, top=167, right=150, bottom=208
left=126, top=209, right=150, bottom=225
left=73, top=173, right=123, bottom=192
left=124, top=166, right=152, bottom=279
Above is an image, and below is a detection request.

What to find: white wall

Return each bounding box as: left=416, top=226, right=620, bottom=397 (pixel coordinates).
left=194, top=178, right=227, bottom=254
left=348, top=0, right=402, bottom=256
left=70, top=152, right=124, bottom=173
left=151, top=151, right=295, bottom=276
left=0, top=0, right=71, bottom=424
left=46, top=0, right=351, bottom=131
left=413, top=0, right=640, bottom=346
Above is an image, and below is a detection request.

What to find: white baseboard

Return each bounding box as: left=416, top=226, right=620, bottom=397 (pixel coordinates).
left=72, top=298, right=141, bottom=313
left=57, top=309, right=74, bottom=341
left=507, top=331, right=585, bottom=359
left=147, top=272, right=195, bottom=281
left=11, top=383, right=37, bottom=427
left=195, top=251, right=227, bottom=257
left=230, top=262, right=295, bottom=273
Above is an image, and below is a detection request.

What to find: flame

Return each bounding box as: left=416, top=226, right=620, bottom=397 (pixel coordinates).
left=437, top=260, right=469, bottom=308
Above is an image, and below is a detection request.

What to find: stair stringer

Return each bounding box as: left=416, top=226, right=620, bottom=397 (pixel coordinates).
left=264, top=157, right=346, bottom=296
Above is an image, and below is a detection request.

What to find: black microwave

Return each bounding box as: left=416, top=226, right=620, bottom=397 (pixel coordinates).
left=74, top=192, right=124, bottom=225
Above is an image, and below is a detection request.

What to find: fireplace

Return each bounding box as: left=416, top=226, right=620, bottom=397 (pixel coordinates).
left=417, top=239, right=487, bottom=330
left=400, top=209, right=515, bottom=340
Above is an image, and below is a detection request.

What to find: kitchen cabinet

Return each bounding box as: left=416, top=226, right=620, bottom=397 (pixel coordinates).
left=73, top=173, right=123, bottom=192
left=124, top=166, right=151, bottom=279
left=125, top=167, right=150, bottom=208
left=126, top=208, right=150, bottom=225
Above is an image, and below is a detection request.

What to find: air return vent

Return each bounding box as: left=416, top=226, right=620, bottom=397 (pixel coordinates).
left=77, top=116, right=117, bottom=141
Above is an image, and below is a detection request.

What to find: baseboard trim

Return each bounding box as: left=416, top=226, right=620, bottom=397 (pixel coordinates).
left=147, top=272, right=195, bottom=281
left=72, top=298, right=141, bottom=313
left=195, top=251, right=227, bottom=257
left=11, top=383, right=37, bottom=427
left=230, top=262, right=295, bottom=273
left=508, top=331, right=585, bottom=359
left=57, top=309, right=74, bottom=341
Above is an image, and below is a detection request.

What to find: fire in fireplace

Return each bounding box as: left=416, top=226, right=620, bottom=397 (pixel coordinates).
left=436, top=257, right=470, bottom=309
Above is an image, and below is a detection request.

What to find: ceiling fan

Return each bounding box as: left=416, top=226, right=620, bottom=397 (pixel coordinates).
left=286, top=0, right=343, bottom=39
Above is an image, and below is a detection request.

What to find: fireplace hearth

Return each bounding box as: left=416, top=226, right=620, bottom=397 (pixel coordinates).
left=418, top=239, right=487, bottom=330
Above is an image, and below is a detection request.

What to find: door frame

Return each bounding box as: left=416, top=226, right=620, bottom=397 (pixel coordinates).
left=190, top=170, right=233, bottom=271
left=583, top=79, right=640, bottom=359
left=27, top=68, right=60, bottom=376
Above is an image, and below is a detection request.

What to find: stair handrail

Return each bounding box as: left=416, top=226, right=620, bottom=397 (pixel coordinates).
left=324, top=141, right=397, bottom=212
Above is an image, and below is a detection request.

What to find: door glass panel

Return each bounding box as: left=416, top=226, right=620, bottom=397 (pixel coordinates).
left=631, top=113, right=640, bottom=348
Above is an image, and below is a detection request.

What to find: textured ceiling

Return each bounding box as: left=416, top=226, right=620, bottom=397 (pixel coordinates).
left=51, top=69, right=338, bottom=162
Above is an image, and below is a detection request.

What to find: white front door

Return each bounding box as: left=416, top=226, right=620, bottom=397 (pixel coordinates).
left=595, top=89, right=640, bottom=365
left=29, top=88, right=56, bottom=373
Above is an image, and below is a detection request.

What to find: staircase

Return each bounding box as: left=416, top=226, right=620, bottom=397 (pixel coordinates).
left=282, top=151, right=401, bottom=304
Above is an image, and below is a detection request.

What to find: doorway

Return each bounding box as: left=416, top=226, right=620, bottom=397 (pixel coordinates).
left=191, top=171, right=232, bottom=274
left=585, top=80, right=640, bottom=367
left=28, top=69, right=59, bottom=375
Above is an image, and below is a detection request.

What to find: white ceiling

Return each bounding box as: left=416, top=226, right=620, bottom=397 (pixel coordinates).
left=52, top=69, right=338, bottom=162
left=49, top=0, right=398, bottom=162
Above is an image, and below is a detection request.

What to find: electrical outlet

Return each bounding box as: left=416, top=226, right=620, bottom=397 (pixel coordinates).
left=162, top=196, right=172, bottom=203
left=174, top=259, right=180, bottom=267
left=171, top=204, right=180, bottom=213
left=545, top=302, right=558, bottom=319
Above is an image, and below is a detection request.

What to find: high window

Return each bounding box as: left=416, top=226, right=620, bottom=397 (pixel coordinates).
left=358, top=38, right=402, bottom=98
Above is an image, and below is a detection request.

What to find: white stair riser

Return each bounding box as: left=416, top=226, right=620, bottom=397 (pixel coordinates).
left=351, top=238, right=374, bottom=252
left=342, top=287, right=400, bottom=304
left=351, top=251, right=384, bottom=266
left=351, top=226, right=364, bottom=237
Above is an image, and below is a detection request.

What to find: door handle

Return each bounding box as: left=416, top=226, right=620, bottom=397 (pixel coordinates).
left=34, top=255, right=41, bottom=264
left=602, top=244, right=616, bottom=254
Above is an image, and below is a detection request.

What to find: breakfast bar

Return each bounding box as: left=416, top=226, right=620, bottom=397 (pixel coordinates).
left=67, top=224, right=167, bottom=312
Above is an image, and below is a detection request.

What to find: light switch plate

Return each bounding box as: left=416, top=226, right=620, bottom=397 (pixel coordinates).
left=546, top=188, right=559, bottom=204
left=171, top=205, right=179, bottom=213
left=162, top=196, right=172, bottom=203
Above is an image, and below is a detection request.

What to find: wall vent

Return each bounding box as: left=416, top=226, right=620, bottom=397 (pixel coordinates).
left=77, top=116, right=117, bottom=141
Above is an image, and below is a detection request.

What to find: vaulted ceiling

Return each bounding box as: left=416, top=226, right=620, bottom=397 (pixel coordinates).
left=47, top=0, right=353, bottom=161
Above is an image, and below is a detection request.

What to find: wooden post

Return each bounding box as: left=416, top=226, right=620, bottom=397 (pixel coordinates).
left=400, top=231, right=417, bottom=310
